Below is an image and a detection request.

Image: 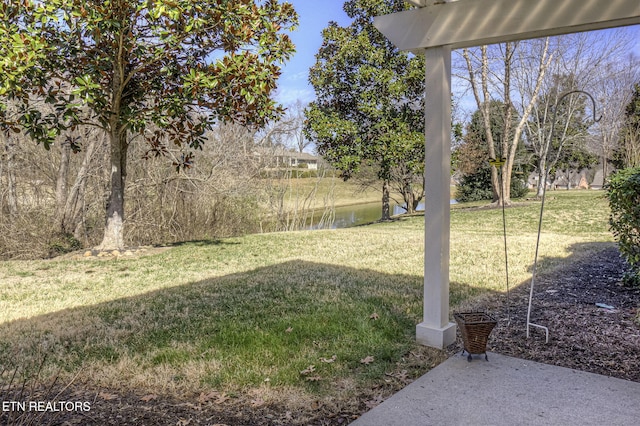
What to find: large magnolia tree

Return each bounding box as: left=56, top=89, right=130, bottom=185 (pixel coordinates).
left=0, top=0, right=297, bottom=250
left=304, top=0, right=425, bottom=220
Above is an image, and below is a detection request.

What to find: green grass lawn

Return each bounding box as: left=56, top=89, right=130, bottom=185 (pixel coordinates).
left=0, top=190, right=614, bottom=407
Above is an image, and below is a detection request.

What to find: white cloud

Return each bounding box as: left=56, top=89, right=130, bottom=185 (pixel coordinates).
left=285, top=71, right=309, bottom=82
left=275, top=87, right=316, bottom=105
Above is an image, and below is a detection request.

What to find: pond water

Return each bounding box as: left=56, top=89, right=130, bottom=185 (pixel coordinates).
left=306, top=200, right=457, bottom=229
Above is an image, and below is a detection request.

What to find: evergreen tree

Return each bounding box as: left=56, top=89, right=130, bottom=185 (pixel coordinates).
left=304, top=0, right=425, bottom=219
left=614, top=83, right=640, bottom=168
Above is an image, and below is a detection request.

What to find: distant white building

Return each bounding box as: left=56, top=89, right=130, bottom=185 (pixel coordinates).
left=528, top=165, right=606, bottom=191
left=254, top=147, right=320, bottom=170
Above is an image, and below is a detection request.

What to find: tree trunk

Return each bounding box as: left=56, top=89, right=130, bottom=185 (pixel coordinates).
left=501, top=44, right=514, bottom=205
left=463, top=46, right=501, bottom=206
left=502, top=163, right=510, bottom=204
left=403, top=178, right=416, bottom=214
left=464, top=40, right=550, bottom=207
left=98, top=124, right=127, bottom=251
left=381, top=180, right=390, bottom=220
left=98, top=46, right=128, bottom=251
left=62, top=134, right=102, bottom=241
left=56, top=138, right=71, bottom=232
left=536, top=164, right=546, bottom=198
left=536, top=152, right=549, bottom=197
left=4, top=135, right=18, bottom=216
left=490, top=166, right=500, bottom=203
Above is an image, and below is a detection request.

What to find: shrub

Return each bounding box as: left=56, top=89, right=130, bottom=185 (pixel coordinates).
left=456, top=168, right=493, bottom=202
left=605, top=167, right=640, bottom=286
left=510, top=176, right=529, bottom=199
left=48, top=233, right=82, bottom=257
left=456, top=168, right=528, bottom=202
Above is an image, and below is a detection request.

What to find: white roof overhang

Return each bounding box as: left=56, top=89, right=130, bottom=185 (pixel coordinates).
left=375, top=0, right=640, bottom=51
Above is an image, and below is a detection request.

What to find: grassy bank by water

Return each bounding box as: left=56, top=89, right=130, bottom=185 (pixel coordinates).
left=278, top=173, right=394, bottom=211
left=0, top=191, right=613, bottom=412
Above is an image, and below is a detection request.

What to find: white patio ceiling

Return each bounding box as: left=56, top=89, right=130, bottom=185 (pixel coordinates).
left=378, top=0, right=640, bottom=51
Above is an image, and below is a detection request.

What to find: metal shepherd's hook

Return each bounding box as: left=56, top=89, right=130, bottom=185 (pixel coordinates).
left=526, top=90, right=601, bottom=343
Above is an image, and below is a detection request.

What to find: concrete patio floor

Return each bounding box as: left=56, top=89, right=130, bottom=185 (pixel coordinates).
left=350, top=352, right=640, bottom=425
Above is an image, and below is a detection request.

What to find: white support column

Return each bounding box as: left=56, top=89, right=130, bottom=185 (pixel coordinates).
left=416, top=45, right=456, bottom=349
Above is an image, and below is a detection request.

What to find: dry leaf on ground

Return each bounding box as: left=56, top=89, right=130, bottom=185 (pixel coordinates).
left=364, top=394, right=385, bottom=409
left=360, top=356, right=374, bottom=365
left=320, top=355, right=337, bottom=363
left=140, top=394, right=157, bottom=402
left=300, top=365, right=316, bottom=375
left=97, top=392, right=118, bottom=401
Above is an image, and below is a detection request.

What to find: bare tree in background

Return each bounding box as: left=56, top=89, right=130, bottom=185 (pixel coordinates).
left=457, top=28, right=638, bottom=203
left=591, top=54, right=640, bottom=178
left=461, top=39, right=551, bottom=205
left=256, top=99, right=313, bottom=153
left=522, top=30, right=634, bottom=197
left=125, top=122, right=265, bottom=244
left=286, top=100, right=313, bottom=153
left=0, top=120, right=109, bottom=258
left=617, top=82, right=640, bottom=168
left=55, top=129, right=106, bottom=240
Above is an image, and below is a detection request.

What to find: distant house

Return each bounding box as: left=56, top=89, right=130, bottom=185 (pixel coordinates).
left=278, top=151, right=319, bottom=170
left=254, top=147, right=320, bottom=170
left=589, top=168, right=603, bottom=190
left=528, top=165, right=604, bottom=191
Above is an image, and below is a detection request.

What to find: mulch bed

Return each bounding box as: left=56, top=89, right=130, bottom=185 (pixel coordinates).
left=465, top=244, right=640, bottom=382
left=2, top=246, right=639, bottom=425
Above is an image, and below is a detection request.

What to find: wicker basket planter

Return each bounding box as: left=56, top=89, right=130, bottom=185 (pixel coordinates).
left=454, top=312, right=497, bottom=362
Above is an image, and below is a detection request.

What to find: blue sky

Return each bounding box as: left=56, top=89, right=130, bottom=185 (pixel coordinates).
left=275, top=0, right=350, bottom=105
left=276, top=1, right=640, bottom=107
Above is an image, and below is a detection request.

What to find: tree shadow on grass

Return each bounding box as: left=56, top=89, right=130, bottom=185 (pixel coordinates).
left=167, top=238, right=241, bottom=247
left=0, top=260, right=482, bottom=391
left=0, top=257, right=490, bottom=423
left=3, top=242, right=617, bottom=382
left=455, top=241, right=624, bottom=312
